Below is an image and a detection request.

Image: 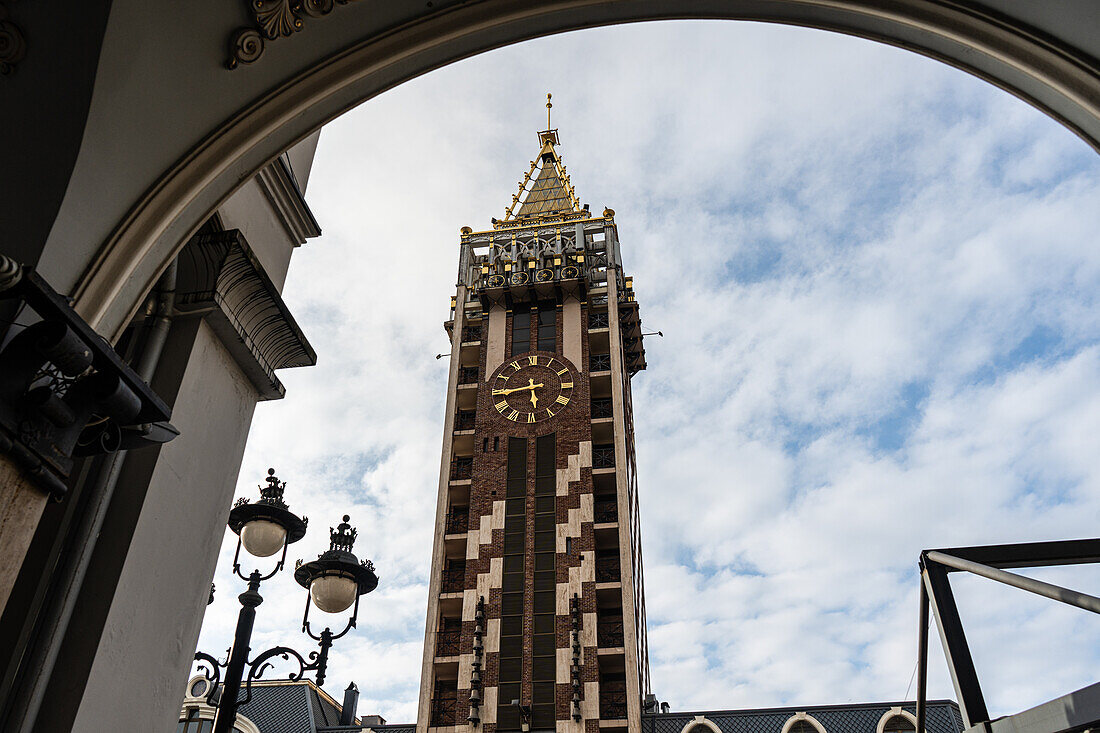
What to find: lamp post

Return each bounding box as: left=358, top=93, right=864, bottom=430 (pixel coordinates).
left=194, top=469, right=377, bottom=733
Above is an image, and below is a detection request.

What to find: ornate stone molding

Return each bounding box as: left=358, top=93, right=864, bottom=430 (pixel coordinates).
left=0, top=2, right=27, bottom=76
left=227, top=0, right=362, bottom=70
left=175, top=228, right=317, bottom=400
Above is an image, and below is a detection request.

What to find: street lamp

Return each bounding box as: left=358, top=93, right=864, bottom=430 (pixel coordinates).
left=194, top=469, right=378, bottom=733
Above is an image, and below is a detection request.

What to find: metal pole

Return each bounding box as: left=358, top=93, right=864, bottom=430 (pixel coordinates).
left=923, top=560, right=988, bottom=728
left=916, top=579, right=929, bottom=733
left=212, top=572, right=263, bottom=733
left=926, top=550, right=1100, bottom=615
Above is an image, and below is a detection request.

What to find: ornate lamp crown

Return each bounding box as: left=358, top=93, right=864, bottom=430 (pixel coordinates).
left=258, top=467, right=289, bottom=509
left=330, top=515, right=357, bottom=553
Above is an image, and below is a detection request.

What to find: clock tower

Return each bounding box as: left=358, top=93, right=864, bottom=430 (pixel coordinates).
left=417, top=122, right=649, bottom=733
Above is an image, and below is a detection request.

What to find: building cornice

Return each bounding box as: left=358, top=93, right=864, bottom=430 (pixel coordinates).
left=175, top=228, right=317, bottom=400
left=255, top=155, right=322, bottom=246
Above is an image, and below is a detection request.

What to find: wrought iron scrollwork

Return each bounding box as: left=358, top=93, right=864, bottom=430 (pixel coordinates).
left=194, top=651, right=225, bottom=706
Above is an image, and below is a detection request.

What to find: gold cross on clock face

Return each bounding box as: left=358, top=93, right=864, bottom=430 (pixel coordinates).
left=491, top=354, right=574, bottom=423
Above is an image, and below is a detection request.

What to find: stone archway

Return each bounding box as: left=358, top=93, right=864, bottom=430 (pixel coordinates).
left=57, top=1, right=1100, bottom=342
left=7, top=3, right=1100, bottom=732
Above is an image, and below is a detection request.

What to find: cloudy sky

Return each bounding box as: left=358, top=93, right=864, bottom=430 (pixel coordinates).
left=195, top=20, right=1100, bottom=725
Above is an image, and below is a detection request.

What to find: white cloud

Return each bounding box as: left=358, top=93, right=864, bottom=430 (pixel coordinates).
left=194, top=19, right=1100, bottom=725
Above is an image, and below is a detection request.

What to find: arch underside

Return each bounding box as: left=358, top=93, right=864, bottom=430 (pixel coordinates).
left=72, top=0, right=1100, bottom=339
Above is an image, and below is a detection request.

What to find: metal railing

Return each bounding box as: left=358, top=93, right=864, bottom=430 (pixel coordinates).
left=451, top=456, right=472, bottom=480
left=589, top=311, right=609, bottom=329
left=594, top=499, right=617, bottom=523
left=458, top=366, right=478, bottom=384
left=591, top=398, right=613, bottom=419
left=430, top=696, right=458, bottom=726
left=462, top=324, right=482, bottom=342
left=597, top=617, right=624, bottom=647
left=441, top=567, right=465, bottom=594
left=595, top=554, right=620, bottom=583
left=592, top=444, right=615, bottom=469
left=445, top=508, right=469, bottom=534
left=590, top=353, right=612, bottom=371
left=599, top=687, right=627, bottom=720
left=455, top=410, right=476, bottom=431
left=436, top=628, right=461, bottom=657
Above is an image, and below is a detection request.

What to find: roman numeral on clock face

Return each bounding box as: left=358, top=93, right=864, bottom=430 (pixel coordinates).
left=495, top=401, right=508, bottom=412
left=527, top=413, right=536, bottom=423
left=528, top=355, right=538, bottom=366
left=556, top=368, right=569, bottom=376
left=555, top=395, right=569, bottom=405
left=561, top=382, right=573, bottom=389
left=507, top=410, right=520, bottom=421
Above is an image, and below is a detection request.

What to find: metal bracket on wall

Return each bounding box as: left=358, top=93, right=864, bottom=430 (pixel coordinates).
left=0, top=255, right=176, bottom=498
left=916, top=538, right=1100, bottom=733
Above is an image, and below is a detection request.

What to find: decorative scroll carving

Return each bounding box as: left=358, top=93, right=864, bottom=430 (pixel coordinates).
left=0, top=3, right=27, bottom=76
left=226, top=0, right=362, bottom=70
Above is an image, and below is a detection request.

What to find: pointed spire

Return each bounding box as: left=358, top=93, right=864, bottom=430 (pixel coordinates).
left=499, top=94, right=583, bottom=226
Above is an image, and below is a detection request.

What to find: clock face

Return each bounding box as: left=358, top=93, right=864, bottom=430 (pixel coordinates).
left=491, top=354, right=575, bottom=423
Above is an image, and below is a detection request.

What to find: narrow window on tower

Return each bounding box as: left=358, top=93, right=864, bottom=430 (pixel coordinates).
left=496, top=437, right=528, bottom=731
left=537, top=302, right=556, bottom=352
left=511, top=310, right=531, bottom=355
left=531, top=433, right=557, bottom=729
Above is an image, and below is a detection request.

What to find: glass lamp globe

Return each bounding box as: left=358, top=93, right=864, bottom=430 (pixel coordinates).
left=239, top=519, right=287, bottom=558
left=310, top=573, right=359, bottom=614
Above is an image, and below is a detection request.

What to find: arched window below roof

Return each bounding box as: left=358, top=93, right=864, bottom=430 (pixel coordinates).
left=883, top=715, right=916, bottom=733
left=781, top=712, right=828, bottom=733
left=876, top=709, right=919, bottom=733
left=679, top=715, right=723, bottom=733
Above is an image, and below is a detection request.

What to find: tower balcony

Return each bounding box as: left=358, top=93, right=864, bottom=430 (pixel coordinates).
left=445, top=507, right=469, bottom=535
left=461, top=324, right=482, bottom=343
left=435, top=627, right=461, bottom=658
left=458, top=365, right=479, bottom=385
left=450, top=456, right=472, bottom=481
left=454, top=409, right=476, bottom=432
left=590, top=353, right=612, bottom=372
left=591, top=397, right=613, bottom=419
left=592, top=444, right=615, bottom=470
left=599, top=682, right=628, bottom=721
left=594, top=496, right=618, bottom=524
left=595, top=551, right=621, bottom=583
left=589, top=311, right=610, bottom=329
left=441, top=564, right=466, bottom=594
left=430, top=695, right=458, bottom=727
left=597, top=614, right=625, bottom=648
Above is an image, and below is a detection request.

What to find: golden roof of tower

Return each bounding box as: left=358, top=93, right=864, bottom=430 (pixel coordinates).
left=500, top=129, right=582, bottom=226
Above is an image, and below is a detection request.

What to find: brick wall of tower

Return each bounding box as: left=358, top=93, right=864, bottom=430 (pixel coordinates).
left=426, top=282, right=641, bottom=733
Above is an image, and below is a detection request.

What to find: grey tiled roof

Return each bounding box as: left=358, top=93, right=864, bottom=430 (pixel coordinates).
left=238, top=684, right=316, bottom=733
left=645, top=701, right=963, bottom=733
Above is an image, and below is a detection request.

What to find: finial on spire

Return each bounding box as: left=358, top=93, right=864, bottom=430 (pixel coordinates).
left=546, top=93, right=552, bottom=130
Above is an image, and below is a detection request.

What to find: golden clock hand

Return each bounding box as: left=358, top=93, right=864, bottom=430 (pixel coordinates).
left=494, top=381, right=545, bottom=396
left=530, top=390, right=539, bottom=409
